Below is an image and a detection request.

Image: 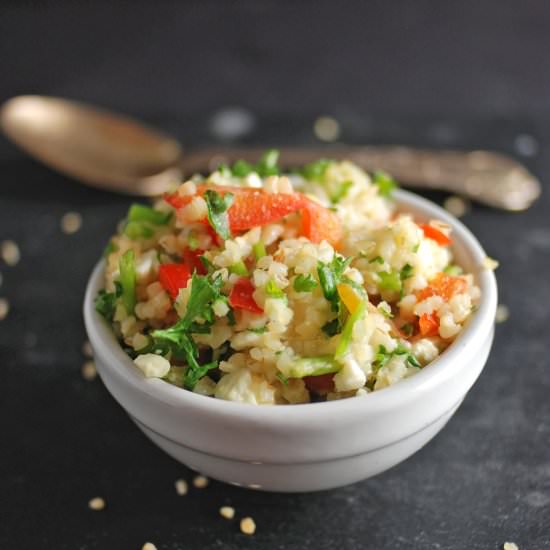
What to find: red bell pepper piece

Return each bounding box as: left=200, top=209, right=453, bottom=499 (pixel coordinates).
left=303, top=373, right=335, bottom=394
left=158, top=263, right=191, bottom=299
left=420, top=224, right=452, bottom=246
left=416, top=273, right=467, bottom=302
left=182, top=248, right=207, bottom=275
left=228, top=277, right=263, bottom=314
left=300, top=199, right=343, bottom=248
left=418, top=312, right=440, bottom=337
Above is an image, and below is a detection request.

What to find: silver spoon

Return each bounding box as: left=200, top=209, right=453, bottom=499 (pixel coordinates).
left=0, top=95, right=541, bottom=210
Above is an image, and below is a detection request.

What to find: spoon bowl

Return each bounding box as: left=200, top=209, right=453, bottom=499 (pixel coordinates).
left=0, top=95, right=182, bottom=195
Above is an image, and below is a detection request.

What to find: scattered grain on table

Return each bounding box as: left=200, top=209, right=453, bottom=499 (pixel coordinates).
left=443, top=195, right=470, bottom=218
left=495, top=304, right=510, bottom=324
left=81, top=360, right=97, bottom=381
left=219, top=506, right=235, bottom=520
left=313, top=116, right=340, bottom=142
left=60, top=211, right=83, bottom=234
left=0, top=298, right=9, bottom=321
left=174, top=478, right=188, bottom=495
left=240, top=516, right=256, bottom=535
left=1, top=240, right=20, bottom=266
left=192, top=475, right=209, bottom=489
left=88, top=497, right=105, bottom=511
left=82, top=340, right=93, bottom=357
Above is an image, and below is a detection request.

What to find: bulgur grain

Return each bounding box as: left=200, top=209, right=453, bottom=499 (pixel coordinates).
left=483, top=256, right=499, bottom=271
left=192, top=475, right=209, bottom=489
left=82, top=340, right=93, bottom=357
left=60, top=211, right=82, bottom=234
left=240, top=516, right=256, bottom=535
left=174, top=478, right=188, bottom=495
left=0, top=298, right=9, bottom=320
left=503, top=543, right=519, bottom=550
left=88, top=497, right=105, bottom=510
left=313, top=116, right=340, bottom=142
left=219, top=506, right=235, bottom=519
left=81, top=360, right=97, bottom=381
left=142, top=543, right=158, bottom=550
left=495, top=304, right=509, bottom=324
left=1, top=240, right=20, bottom=266
left=443, top=195, right=470, bottom=218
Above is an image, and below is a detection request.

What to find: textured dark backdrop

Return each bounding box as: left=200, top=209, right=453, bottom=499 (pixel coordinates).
left=1, top=2, right=549, bottom=550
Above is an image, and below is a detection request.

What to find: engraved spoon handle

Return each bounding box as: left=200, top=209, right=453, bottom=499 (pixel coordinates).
left=183, top=146, right=541, bottom=211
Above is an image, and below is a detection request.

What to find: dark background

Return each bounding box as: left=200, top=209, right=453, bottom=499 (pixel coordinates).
left=1, top=2, right=549, bottom=549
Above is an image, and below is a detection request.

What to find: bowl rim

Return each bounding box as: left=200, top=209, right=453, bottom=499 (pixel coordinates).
left=84, top=188, right=498, bottom=423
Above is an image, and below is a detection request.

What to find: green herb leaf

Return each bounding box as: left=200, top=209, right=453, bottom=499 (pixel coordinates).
left=335, top=301, right=366, bottom=359
left=253, top=241, right=267, bottom=260
left=372, top=170, right=398, bottom=198
left=256, top=149, right=280, bottom=177
left=103, top=240, right=118, bottom=258
left=119, top=249, right=137, bottom=314
left=282, top=355, right=341, bottom=378
left=330, top=180, right=353, bottom=204
left=401, top=322, right=415, bottom=337
left=231, top=159, right=254, bottom=177
left=378, top=271, right=402, bottom=293
left=372, top=343, right=421, bottom=372
left=369, top=256, right=384, bottom=264
left=124, top=221, right=154, bottom=240
left=301, top=159, right=331, bottom=181
left=248, top=325, right=268, bottom=334
left=443, top=264, right=463, bottom=276
left=321, top=318, right=340, bottom=337
left=95, top=289, right=118, bottom=321
left=229, top=260, right=249, bottom=276
left=317, top=255, right=352, bottom=311
left=265, top=279, right=285, bottom=299
left=400, top=264, right=414, bottom=281
left=276, top=371, right=289, bottom=385
left=204, top=190, right=234, bottom=241
left=293, top=274, right=318, bottom=292
left=128, top=203, right=172, bottom=225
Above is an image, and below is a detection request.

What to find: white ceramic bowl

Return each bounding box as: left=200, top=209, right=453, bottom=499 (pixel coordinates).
left=84, top=190, right=497, bottom=492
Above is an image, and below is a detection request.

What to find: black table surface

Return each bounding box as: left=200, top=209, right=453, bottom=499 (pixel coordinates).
left=1, top=3, right=550, bottom=549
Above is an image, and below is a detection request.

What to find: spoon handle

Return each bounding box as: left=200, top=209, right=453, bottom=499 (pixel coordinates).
left=183, top=146, right=540, bottom=211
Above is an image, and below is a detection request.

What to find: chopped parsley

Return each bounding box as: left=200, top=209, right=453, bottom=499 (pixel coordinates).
left=253, top=241, right=267, bottom=260
left=300, top=159, right=331, bottom=181
left=204, top=189, right=234, bottom=240
left=317, top=255, right=352, bottom=311
left=335, top=301, right=366, bottom=360
left=329, top=180, right=353, bottom=204
left=444, top=264, right=463, bottom=276
left=321, top=318, right=339, bottom=337
left=372, top=170, right=398, bottom=198
left=372, top=343, right=421, bottom=372
left=293, top=274, right=318, bottom=292
left=265, top=279, right=286, bottom=299
left=151, top=274, right=224, bottom=389
left=128, top=203, right=172, bottom=225
left=369, top=256, right=384, bottom=264
left=229, top=260, right=249, bottom=276
left=119, top=250, right=137, bottom=314
left=231, top=149, right=281, bottom=178
left=124, top=221, right=154, bottom=240
left=248, top=325, right=268, bottom=334
left=276, top=371, right=289, bottom=385
left=95, top=282, right=121, bottom=321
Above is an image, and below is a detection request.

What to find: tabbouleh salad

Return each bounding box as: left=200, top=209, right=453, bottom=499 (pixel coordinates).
left=96, top=151, right=480, bottom=404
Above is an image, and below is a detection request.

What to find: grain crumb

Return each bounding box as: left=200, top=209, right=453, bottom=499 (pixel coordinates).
left=88, top=497, right=105, bottom=511
left=61, top=211, right=82, bottom=234
left=503, top=543, right=519, bottom=550
left=219, top=506, right=235, bottom=520
left=313, top=116, right=340, bottom=142
left=82, top=340, right=93, bottom=357
left=175, top=478, right=188, bottom=495
left=1, top=240, right=20, bottom=266
left=443, top=195, right=470, bottom=218
left=81, top=360, right=97, bottom=381
left=495, top=304, right=509, bottom=324
left=240, top=516, right=256, bottom=535
left=142, top=543, right=157, bottom=550
left=192, top=475, right=209, bottom=489
left=0, top=298, right=9, bottom=320
left=482, top=256, right=499, bottom=271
